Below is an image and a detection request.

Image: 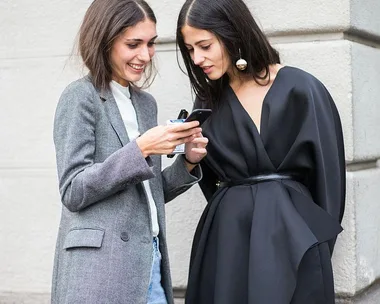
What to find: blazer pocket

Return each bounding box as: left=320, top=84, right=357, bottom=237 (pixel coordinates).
left=63, top=228, right=105, bottom=250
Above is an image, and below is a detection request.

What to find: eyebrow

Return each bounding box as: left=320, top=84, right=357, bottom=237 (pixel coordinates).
left=125, top=35, right=158, bottom=42
left=184, top=39, right=212, bottom=46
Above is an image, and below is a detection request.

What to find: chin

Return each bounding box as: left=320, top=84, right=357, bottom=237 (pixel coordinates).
left=125, top=74, right=142, bottom=83
left=207, top=73, right=223, bottom=81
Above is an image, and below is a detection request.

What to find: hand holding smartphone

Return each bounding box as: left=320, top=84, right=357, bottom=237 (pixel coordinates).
left=167, top=108, right=212, bottom=158
left=167, top=109, right=189, bottom=158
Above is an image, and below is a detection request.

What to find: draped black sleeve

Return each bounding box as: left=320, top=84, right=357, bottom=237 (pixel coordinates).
left=300, top=78, right=346, bottom=252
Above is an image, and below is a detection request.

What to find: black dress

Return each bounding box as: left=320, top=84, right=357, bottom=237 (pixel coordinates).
left=185, top=67, right=345, bottom=304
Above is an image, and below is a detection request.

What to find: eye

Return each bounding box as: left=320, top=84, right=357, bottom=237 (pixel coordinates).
left=126, top=43, right=138, bottom=49
left=186, top=48, right=194, bottom=53
left=200, top=45, right=211, bottom=51
left=148, top=41, right=156, bottom=47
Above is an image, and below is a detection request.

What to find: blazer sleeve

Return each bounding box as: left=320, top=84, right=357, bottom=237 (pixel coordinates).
left=159, top=96, right=207, bottom=203
left=161, top=155, right=202, bottom=203
left=54, top=80, right=155, bottom=212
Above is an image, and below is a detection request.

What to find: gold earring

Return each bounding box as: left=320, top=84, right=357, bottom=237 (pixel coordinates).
left=236, top=48, right=247, bottom=71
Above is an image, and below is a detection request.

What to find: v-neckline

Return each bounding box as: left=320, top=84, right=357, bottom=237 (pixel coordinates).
left=227, top=66, right=286, bottom=137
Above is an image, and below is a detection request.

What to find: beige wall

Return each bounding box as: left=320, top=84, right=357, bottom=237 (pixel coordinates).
left=0, top=0, right=379, bottom=302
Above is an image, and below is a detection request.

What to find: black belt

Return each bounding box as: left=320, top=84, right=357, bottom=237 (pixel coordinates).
left=216, top=173, right=299, bottom=188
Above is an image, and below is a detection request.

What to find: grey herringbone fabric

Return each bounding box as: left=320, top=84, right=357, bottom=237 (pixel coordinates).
left=51, top=76, right=201, bottom=304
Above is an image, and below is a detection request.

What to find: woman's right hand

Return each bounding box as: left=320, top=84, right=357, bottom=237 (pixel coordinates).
left=136, top=121, right=201, bottom=157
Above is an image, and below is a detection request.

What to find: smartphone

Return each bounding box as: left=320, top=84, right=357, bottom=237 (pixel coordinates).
left=167, top=109, right=189, bottom=158
left=185, top=109, right=212, bottom=126
left=177, top=109, right=188, bottom=120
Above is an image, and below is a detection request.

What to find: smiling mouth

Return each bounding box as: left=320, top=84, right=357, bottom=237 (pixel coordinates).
left=128, top=63, right=145, bottom=71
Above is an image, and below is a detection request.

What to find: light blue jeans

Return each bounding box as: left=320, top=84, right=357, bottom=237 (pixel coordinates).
left=147, top=237, right=167, bottom=304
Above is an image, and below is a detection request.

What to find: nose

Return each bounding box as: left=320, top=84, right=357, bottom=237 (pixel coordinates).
left=193, top=49, right=204, bottom=66
left=138, top=46, right=151, bottom=62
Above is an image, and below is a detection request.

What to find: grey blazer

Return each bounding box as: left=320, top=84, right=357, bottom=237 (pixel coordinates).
left=51, top=76, right=201, bottom=304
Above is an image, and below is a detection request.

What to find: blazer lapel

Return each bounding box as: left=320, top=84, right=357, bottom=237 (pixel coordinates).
left=130, top=87, right=164, bottom=211
left=100, top=89, right=130, bottom=146
left=130, top=87, right=151, bottom=135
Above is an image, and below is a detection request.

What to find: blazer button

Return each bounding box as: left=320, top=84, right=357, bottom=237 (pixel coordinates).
left=120, top=232, right=130, bottom=242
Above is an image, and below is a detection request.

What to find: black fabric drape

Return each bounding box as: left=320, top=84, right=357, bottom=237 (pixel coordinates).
left=185, top=66, right=345, bottom=304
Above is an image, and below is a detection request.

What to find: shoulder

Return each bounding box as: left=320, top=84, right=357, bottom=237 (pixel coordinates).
left=280, top=66, right=338, bottom=118
left=281, top=66, right=329, bottom=95
left=56, top=76, right=98, bottom=118
left=58, top=76, right=98, bottom=110
left=280, top=66, right=334, bottom=107
left=60, top=76, right=97, bottom=101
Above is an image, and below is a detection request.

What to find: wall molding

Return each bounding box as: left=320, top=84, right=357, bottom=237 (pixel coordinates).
left=346, top=160, right=379, bottom=172
left=155, top=29, right=380, bottom=51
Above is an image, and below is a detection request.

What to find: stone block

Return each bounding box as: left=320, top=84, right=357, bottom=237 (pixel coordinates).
left=350, top=0, right=380, bottom=38
left=351, top=43, right=380, bottom=161
left=0, top=1, right=91, bottom=58
left=333, top=172, right=357, bottom=296
left=0, top=56, right=82, bottom=168
left=334, top=167, right=380, bottom=296
left=0, top=170, right=60, bottom=292
left=248, top=0, right=349, bottom=36
left=354, top=168, right=380, bottom=291
left=148, top=0, right=350, bottom=39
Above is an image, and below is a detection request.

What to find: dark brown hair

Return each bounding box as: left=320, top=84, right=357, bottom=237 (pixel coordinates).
left=78, top=0, right=157, bottom=91
left=176, top=0, right=280, bottom=107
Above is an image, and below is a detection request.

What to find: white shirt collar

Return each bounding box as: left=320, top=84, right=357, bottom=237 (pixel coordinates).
left=110, top=80, right=131, bottom=99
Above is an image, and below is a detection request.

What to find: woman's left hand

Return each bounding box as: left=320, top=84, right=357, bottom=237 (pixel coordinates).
left=184, top=132, right=208, bottom=166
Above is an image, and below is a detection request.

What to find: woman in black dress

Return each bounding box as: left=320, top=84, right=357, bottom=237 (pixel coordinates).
left=176, top=0, right=345, bottom=303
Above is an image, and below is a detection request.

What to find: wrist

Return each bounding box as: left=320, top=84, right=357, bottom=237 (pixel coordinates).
left=136, top=136, right=149, bottom=158
left=183, top=154, right=200, bottom=165
left=183, top=155, right=197, bottom=173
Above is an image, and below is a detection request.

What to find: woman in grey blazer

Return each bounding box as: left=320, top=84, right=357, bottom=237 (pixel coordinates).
left=51, top=1, right=207, bottom=303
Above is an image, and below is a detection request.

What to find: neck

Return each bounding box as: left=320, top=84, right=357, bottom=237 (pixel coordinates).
left=227, top=68, right=250, bottom=88
left=228, top=64, right=283, bottom=89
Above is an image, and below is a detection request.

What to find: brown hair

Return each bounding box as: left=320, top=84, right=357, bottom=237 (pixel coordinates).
left=78, top=0, right=157, bottom=91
